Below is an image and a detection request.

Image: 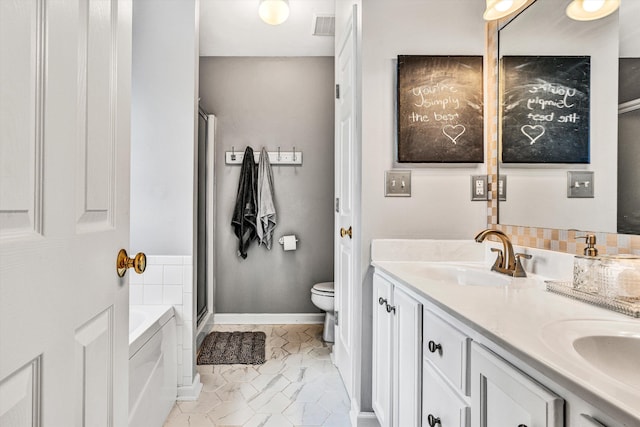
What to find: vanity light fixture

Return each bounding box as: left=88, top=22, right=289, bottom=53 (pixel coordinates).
left=566, top=0, right=620, bottom=21
left=483, top=0, right=528, bottom=20
left=259, top=0, right=290, bottom=25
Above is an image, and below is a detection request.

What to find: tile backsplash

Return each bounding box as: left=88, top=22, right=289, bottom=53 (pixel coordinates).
left=130, top=255, right=194, bottom=388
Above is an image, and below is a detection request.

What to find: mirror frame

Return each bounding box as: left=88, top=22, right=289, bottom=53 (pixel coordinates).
left=485, top=1, right=640, bottom=256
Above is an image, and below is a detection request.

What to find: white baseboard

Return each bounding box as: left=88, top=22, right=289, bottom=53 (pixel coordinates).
left=351, top=412, right=380, bottom=427
left=177, top=373, right=203, bottom=401
left=350, top=400, right=380, bottom=427
left=212, top=313, right=325, bottom=324
left=350, top=410, right=379, bottom=427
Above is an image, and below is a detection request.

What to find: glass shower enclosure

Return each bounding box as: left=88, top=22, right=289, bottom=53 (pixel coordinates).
left=197, top=107, right=215, bottom=325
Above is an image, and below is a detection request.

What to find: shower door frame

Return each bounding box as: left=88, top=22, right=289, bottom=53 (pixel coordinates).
left=196, top=110, right=216, bottom=326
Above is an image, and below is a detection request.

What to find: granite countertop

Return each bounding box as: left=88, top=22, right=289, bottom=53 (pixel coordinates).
left=371, top=239, right=640, bottom=426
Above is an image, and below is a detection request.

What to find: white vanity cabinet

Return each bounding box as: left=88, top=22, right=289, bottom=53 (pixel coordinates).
left=422, top=308, right=471, bottom=427
left=423, top=360, right=470, bottom=427
left=423, top=309, right=471, bottom=395
left=370, top=238, right=640, bottom=427
left=577, top=415, right=607, bottom=427
left=566, top=396, right=624, bottom=427
left=372, top=272, right=423, bottom=427
left=470, top=342, right=564, bottom=427
left=372, top=274, right=393, bottom=427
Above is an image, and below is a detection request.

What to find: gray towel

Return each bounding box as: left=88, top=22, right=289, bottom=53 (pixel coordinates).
left=256, top=147, right=277, bottom=249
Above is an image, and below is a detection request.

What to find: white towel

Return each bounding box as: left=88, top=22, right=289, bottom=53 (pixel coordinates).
left=256, top=147, right=277, bottom=249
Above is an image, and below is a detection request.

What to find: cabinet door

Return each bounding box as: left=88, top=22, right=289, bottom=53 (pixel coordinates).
left=471, top=343, right=564, bottom=427
left=372, top=274, right=394, bottom=427
left=394, top=286, right=423, bottom=427
left=423, top=361, right=470, bottom=427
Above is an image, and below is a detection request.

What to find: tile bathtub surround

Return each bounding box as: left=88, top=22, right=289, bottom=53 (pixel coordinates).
left=129, top=255, right=195, bottom=388
left=163, top=324, right=351, bottom=427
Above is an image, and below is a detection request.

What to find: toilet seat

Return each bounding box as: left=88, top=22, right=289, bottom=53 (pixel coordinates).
left=311, top=281, right=334, bottom=296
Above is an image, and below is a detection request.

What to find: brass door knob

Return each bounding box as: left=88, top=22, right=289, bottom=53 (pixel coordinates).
left=116, top=249, right=146, bottom=277
left=340, top=226, right=352, bottom=239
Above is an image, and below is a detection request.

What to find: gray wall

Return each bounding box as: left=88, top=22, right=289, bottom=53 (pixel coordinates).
left=199, top=57, right=335, bottom=313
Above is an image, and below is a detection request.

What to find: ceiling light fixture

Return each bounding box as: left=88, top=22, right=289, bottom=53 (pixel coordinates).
left=566, top=0, right=620, bottom=21
left=259, top=0, right=290, bottom=26
left=483, top=0, right=528, bottom=20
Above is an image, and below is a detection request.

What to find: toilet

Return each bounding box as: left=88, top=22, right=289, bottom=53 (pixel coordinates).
left=311, top=281, right=335, bottom=343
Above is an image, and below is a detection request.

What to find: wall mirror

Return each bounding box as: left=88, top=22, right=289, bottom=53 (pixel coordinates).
left=497, top=0, right=640, bottom=234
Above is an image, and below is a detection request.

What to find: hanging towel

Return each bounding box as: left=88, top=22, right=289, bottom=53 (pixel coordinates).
left=256, top=147, right=277, bottom=249
left=231, top=147, right=258, bottom=259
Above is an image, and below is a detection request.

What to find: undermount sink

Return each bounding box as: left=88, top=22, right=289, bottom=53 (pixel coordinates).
left=541, top=320, right=640, bottom=390
left=413, top=263, right=512, bottom=287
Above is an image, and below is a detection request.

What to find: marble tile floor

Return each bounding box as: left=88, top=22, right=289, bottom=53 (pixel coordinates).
left=163, top=324, right=352, bottom=427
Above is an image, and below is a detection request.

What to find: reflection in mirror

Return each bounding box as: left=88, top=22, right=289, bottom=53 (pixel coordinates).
left=497, top=0, right=640, bottom=234
left=617, top=4, right=640, bottom=234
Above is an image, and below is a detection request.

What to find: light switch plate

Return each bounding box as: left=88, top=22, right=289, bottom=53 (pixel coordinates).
left=385, top=170, right=411, bottom=197
left=498, top=175, right=507, bottom=201
left=567, top=171, right=594, bottom=198
left=471, top=175, right=488, bottom=201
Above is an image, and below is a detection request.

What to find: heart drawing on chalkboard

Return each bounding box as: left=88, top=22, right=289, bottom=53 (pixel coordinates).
left=521, top=125, right=545, bottom=145
left=442, top=125, right=466, bottom=145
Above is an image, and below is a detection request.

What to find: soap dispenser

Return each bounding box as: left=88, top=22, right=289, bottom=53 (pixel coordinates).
left=572, top=234, right=600, bottom=292
left=578, top=234, right=598, bottom=256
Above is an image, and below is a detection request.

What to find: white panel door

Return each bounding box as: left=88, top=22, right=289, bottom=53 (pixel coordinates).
left=0, top=0, right=132, bottom=425
left=334, top=4, right=358, bottom=400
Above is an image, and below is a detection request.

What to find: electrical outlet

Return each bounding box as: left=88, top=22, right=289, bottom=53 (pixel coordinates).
left=385, top=170, right=411, bottom=197
left=471, top=175, right=488, bottom=201
left=567, top=171, right=594, bottom=198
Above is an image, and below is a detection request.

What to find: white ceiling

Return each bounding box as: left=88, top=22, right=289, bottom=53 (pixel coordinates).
left=199, top=0, right=336, bottom=57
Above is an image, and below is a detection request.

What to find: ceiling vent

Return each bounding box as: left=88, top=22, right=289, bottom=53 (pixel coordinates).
left=312, top=14, right=335, bottom=36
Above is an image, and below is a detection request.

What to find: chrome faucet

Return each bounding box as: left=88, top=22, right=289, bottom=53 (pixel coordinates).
left=474, top=229, right=531, bottom=277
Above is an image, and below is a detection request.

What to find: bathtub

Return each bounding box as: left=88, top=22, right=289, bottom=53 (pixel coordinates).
left=129, top=305, right=177, bottom=427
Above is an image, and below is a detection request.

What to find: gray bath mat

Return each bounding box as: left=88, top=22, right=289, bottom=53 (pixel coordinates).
left=197, top=331, right=266, bottom=365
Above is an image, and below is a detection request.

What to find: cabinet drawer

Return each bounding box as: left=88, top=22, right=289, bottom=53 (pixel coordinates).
left=423, top=309, right=471, bottom=395
left=423, top=360, right=470, bottom=427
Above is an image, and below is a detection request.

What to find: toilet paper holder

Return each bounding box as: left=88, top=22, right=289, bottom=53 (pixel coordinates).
left=278, top=235, right=299, bottom=250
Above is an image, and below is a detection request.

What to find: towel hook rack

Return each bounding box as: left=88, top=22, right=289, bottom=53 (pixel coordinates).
left=224, top=147, right=303, bottom=166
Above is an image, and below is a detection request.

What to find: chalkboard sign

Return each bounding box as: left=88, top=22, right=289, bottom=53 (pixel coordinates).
left=501, top=56, right=590, bottom=163
left=397, top=55, right=483, bottom=163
